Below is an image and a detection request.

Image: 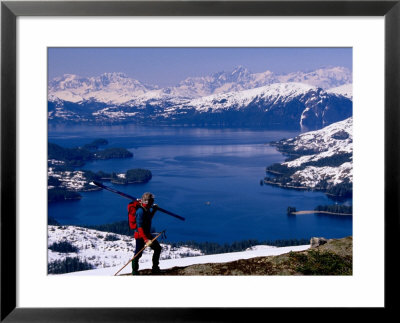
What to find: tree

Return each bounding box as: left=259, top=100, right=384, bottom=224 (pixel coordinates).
left=287, top=206, right=297, bottom=215
left=49, top=241, right=78, bottom=253
left=125, top=169, right=152, bottom=183
left=48, top=188, right=81, bottom=203
left=48, top=257, right=94, bottom=274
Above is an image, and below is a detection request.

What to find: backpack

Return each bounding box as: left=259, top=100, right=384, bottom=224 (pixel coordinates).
left=127, top=200, right=142, bottom=230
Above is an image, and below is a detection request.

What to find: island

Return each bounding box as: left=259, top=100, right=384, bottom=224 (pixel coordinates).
left=48, top=139, right=152, bottom=203
left=48, top=139, right=133, bottom=167
left=109, top=169, right=152, bottom=185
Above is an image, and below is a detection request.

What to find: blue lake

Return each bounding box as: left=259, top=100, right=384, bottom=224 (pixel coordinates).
left=48, top=124, right=352, bottom=243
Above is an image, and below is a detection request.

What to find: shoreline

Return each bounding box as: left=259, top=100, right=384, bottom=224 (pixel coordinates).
left=264, top=180, right=313, bottom=191
left=290, top=210, right=352, bottom=216
left=263, top=179, right=352, bottom=200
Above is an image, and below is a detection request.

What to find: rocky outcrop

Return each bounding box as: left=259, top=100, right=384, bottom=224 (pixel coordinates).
left=129, top=236, right=352, bottom=276
left=310, top=237, right=328, bottom=248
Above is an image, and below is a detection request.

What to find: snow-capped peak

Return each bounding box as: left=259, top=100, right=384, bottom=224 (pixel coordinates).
left=179, top=82, right=318, bottom=112
left=279, top=66, right=352, bottom=89
left=48, top=72, right=158, bottom=104
left=48, top=66, right=352, bottom=105
left=230, top=65, right=251, bottom=79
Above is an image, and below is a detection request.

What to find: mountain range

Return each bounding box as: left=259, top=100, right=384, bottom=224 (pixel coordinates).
left=48, top=66, right=352, bottom=130
left=49, top=66, right=352, bottom=103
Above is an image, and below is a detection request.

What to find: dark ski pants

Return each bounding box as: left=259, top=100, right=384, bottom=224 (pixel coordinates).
left=132, top=237, right=161, bottom=273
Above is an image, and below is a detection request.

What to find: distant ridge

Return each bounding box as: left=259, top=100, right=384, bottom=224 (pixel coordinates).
left=48, top=81, right=352, bottom=130
left=49, top=66, right=352, bottom=104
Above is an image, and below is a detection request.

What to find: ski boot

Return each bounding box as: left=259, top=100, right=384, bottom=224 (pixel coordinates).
left=132, top=259, right=140, bottom=276
left=151, top=266, right=163, bottom=275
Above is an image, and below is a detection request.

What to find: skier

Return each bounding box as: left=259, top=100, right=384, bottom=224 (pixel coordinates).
left=131, top=192, right=162, bottom=275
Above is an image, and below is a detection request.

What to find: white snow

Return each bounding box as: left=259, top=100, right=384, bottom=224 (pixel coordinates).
left=63, top=244, right=310, bottom=276
left=48, top=167, right=87, bottom=191
left=327, top=83, right=353, bottom=99
left=48, top=225, right=203, bottom=274
left=48, top=72, right=157, bottom=104
left=48, top=225, right=310, bottom=276
left=279, top=67, right=352, bottom=89
left=292, top=162, right=353, bottom=188
left=92, top=107, right=139, bottom=119
left=278, top=117, right=353, bottom=188
left=177, top=82, right=317, bottom=113
left=48, top=66, right=352, bottom=105
left=284, top=117, right=352, bottom=161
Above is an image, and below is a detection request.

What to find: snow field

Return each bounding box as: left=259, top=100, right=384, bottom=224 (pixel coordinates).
left=48, top=225, right=309, bottom=276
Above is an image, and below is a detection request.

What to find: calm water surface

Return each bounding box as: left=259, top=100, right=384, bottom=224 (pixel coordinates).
left=48, top=124, right=352, bottom=243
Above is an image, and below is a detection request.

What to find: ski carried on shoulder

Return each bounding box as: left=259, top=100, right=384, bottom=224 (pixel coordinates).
left=90, top=181, right=185, bottom=221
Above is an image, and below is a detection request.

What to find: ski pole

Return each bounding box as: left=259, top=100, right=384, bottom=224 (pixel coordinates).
left=114, top=230, right=165, bottom=276
left=156, top=206, right=185, bottom=221
left=91, top=181, right=185, bottom=221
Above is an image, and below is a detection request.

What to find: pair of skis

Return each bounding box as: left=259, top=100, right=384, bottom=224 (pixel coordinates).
left=91, top=181, right=185, bottom=221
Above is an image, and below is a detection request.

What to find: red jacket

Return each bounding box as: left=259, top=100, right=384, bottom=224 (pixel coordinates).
left=131, top=204, right=156, bottom=242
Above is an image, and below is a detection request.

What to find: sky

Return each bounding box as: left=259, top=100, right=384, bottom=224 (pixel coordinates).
left=48, top=47, right=352, bottom=87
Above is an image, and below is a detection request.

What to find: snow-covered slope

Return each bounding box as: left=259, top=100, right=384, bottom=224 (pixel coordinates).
left=166, top=82, right=352, bottom=130
left=282, top=117, right=353, bottom=159
left=291, top=162, right=352, bottom=188
left=48, top=225, right=310, bottom=276
left=327, top=83, right=353, bottom=100
left=266, top=117, right=352, bottom=194
left=48, top=225, right=203, bottom=273
left=63, top=244, right=310, bottom=276
left=177, top=82, right=317, bottom=112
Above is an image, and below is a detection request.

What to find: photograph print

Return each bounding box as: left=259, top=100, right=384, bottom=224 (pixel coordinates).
left=47, top=47, right=353, bottom=276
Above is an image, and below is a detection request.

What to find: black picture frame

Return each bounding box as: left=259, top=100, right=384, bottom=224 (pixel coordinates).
left=1, top=0, right=399, bottom=321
